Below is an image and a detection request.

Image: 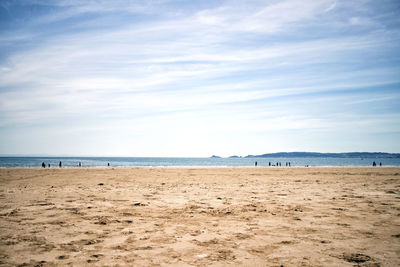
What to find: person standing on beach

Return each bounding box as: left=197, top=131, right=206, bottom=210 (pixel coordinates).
left=255, top=161, right=257, bottom=167
left=42, top=162, right=45, bottom=168
left=59, top=161, right=62, bottom=168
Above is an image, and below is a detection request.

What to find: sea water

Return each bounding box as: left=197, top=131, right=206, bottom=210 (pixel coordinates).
left=0, top=157, right=400, bottom=167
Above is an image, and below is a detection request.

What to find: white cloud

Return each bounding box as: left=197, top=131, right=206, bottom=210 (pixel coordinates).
left=349, top=16, right=376, bottom=26
left=0, top=0, right=399, bottom=155
left=325, top=0, right=337, bottom=12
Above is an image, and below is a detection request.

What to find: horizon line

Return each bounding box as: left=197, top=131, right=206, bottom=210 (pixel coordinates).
left=1, top=151, right=399, bottom=158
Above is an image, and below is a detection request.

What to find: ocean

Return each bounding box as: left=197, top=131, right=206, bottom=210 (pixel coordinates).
left=1, top=157, right=400, bottom=167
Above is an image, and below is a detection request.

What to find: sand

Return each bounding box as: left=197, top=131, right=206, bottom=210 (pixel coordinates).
left=0, top=167, right=399, bottom=266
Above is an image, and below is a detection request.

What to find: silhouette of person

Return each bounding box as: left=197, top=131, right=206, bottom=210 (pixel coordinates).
left=79, top=162, right=81, bottom=167
left=379, top=162, right=382, bottom=166
left=255, top=161, right=257, bottom=167
left=48, top=163, right=50, bottom=168
left=108, top=163, right=110, bottom=167
left=372, top=161, right=376, bottom=167
left=42, top=162, right=45, bottom=168
left=288, top=162, right=291, bottom=167
left=59, top=161, right=62, bottom=168
left=269, top=162, right=271, bottom=166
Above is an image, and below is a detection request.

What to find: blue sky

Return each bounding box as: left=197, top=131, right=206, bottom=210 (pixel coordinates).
left=0, top=0, right=399, bottom=157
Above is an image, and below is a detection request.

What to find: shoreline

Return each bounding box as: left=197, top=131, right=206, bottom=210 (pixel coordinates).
left=0, top=165, right=398, bottom=169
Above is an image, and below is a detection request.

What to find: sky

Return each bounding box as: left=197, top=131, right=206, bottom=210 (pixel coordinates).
left=0, top=0, right=399, bottom=157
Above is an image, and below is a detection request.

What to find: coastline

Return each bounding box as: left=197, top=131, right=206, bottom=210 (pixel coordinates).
left=0, top=165, right=399, bottom=169
left=1, top=156, right=398, bottom=168
left=1, top=167, right=399, bottom=266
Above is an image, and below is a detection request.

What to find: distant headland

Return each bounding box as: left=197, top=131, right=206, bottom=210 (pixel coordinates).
left=211, top=152, right=400, bottom=158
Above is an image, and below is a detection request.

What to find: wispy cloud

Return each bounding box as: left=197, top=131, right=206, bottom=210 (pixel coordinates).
left=0, top=0, right=399, bottom=156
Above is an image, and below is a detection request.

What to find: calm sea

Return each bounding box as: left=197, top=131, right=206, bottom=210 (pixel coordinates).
left=0, top=157, right=400, bottom=167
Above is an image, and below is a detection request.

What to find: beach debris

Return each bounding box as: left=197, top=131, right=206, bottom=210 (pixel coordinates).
left=294, top=206, right=303, bottom=212
left=197, top=254, right=208, bottom=258
left=85, top=240, right=99, bottom=245
left=94, top=219, right=107, bottom=225
left=98, top=183, right=104, bottom=186
left=342, top=253, right=371, bottom=263
left=91, top=254, right=103, bottom=258
left=133, top=201, right=147, bottom=206
left=7, top=209, right=18, bottom=216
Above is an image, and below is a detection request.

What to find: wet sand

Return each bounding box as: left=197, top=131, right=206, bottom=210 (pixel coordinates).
left=0, top=167, right=399, bottom=266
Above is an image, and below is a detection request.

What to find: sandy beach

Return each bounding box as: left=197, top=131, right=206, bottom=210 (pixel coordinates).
left=0, top=167, right=399, bottom=266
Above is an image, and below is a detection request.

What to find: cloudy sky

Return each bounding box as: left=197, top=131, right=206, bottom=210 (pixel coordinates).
left=0, top=0, right=399, bottom=157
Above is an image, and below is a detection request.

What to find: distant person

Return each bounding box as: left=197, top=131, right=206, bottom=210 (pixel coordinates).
left=255, top=161, right=257, bottom=167
left=379, top=162, right=382, bottom=166
left=48, top=163, right=50, bottom=168
left=372, top=161, right=376, bottom=167
left=289, top=162, right=291, bottom=167
left=269, top=162, right=271, bottom=166
left=42, top=162, right=45, bottom=168
left=108, top=162, right=110, bottom=167
left=59, top=161, right=62, bottom=168
left=79, top=162, right=81, bottom=167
